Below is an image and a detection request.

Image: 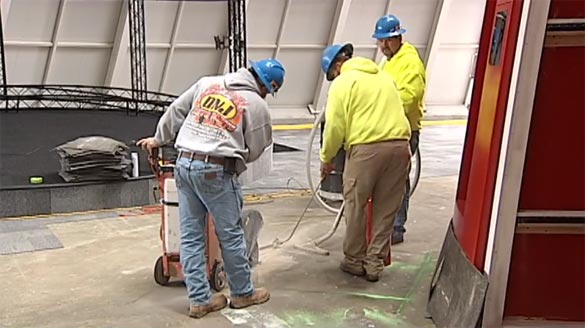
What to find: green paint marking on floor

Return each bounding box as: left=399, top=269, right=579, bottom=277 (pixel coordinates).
left=347, top=292, right=408, bottom=302
left=282, top=308, right=349, bottom=328
left=363, top=307, right=407, bottom=327
left=283, top=307, right=407, bottom=328
left=384, top=261, right=422, bottom=272
left=397, top=252, right=436, bottom=314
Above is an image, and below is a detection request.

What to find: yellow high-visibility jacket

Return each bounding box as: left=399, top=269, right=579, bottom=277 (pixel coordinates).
left=320, top=57, right=411, bottom=163
left=379, top=42, right=426, bottom=131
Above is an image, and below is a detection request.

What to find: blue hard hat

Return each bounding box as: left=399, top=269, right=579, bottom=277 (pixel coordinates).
left=372, top=14, right=407, bottom=39
left=321, top=43, right=354, bottom=80
left=250, top=58, right=285, bottom=95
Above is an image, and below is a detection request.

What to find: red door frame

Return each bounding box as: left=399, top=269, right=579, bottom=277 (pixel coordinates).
left=452, top=0, right=524, bottom=270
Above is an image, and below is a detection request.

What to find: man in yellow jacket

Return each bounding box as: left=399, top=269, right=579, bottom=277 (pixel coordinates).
left=373, top=14, right=427, bottom=245
left=320, top=43, right=412, bottom=282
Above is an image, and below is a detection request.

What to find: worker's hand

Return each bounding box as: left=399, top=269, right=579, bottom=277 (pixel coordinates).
left=321, top=161, right=335, bottom=179
left=136, top=137, right=160, bottom=155
left=137, top=137, right=161, bottom=166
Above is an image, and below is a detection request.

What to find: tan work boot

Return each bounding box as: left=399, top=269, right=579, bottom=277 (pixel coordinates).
left=189, top=294, right=228, bottom=319
left=365, top=272, right=381, bottom=282
left=229, top=288, right=270, bottom=309
left=339, top=260, right=365, bottom=277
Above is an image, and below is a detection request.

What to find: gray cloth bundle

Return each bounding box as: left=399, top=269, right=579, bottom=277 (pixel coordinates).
left=55, top=136, right=131, bottom=182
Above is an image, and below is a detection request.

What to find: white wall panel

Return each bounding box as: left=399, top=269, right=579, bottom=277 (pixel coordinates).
left=164, top=49, right=219, bottom=94
left=390, top=0, right=437, bottom=44
left=248, top=48, right=275, bottom=61
left=48, top=48, right=111, bottom=85
left=5, top=48, right=49, bottom=84
left=417, top=48, right=428, bottom=63
left=146, top=48, right=167, bottom=92
left=59, top=0, right=121, bottom=43
left=5, top=0, right=59, bottom=42
left=280, top=0, right=337, bottom=45
left=343, top=0, right=386, bottom=44
left=176, top=1, right=226, bottom=44
left=387, top=0, right=438, bottom=45
left=267, top=49, right=322, bottom=107
left=144, top=1, right=177, bottom=44
left=110, top=47, right=132, bottom=89
left=426, top=48, right=476, bottom=105
left=247, top=0, right=285, bottom=45
left=353, top=47, right=378, bottom=61
left=444, top=0, right=486, bottom=44
left=426, top=0, right=486, bottom=105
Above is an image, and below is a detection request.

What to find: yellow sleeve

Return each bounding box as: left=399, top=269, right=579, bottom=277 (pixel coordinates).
left=319, top=82, right=346, bottom=163
left=395, top=60, right=425, bottom=113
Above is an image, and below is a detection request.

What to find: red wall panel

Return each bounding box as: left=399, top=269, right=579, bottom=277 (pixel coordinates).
left=519, top=28, right=585, bottom=212
left=548, top=0, right=585, bottom=18
left=504, top=0, right=585, bottom=321
left=505, top=233, right=585, bottom=321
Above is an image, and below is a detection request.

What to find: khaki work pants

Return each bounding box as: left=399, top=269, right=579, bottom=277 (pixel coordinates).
left=342, top=140, right=411, bottom=275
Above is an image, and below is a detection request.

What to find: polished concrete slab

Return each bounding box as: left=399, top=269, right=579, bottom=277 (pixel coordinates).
left=0, top=175, right=456, bottom=328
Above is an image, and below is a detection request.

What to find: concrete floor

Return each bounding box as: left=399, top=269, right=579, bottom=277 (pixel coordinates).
left=0, top=125, right=465, bottom=327
left=0, top=176, right=456, bottom=328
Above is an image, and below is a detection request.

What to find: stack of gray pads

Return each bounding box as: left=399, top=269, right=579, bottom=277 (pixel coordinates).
left=55, top=136, right=131, bottom=182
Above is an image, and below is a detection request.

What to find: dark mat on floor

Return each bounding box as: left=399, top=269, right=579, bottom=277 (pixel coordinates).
left=0, top=211, right=118, bottom=255
left=0, top=222, right=63, bottom=255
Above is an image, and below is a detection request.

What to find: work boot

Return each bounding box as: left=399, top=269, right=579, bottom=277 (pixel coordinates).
left=339, top=260, right=365, bottom=277
left=391, top=231, right=404, bottom=245
left=365, top=272, right=380, bottom=282
left=230, top=288, right=270, bottom=309
left=189, top=294, right=228, bottom=319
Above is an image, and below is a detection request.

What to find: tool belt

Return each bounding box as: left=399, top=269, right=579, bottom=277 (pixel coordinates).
left=178, top=150, right=237, bottom=174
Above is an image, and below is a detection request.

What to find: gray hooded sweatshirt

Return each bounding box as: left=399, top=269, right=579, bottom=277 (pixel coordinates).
left=153, top=68, right=272, bottom=174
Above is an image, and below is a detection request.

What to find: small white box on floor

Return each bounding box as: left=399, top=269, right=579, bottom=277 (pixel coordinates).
left=163, top=178, right=181, bottom=254
left=238, top=143, right=273, bottom=185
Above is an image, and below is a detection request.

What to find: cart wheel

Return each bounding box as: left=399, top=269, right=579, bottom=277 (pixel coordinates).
left=154, top=256, right=170, bottom=286
left=210, top=261, right=226, bottom=292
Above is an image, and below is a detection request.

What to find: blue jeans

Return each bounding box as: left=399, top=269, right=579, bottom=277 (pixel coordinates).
left=174, top=157, right=254, bottom=306
left=394, top=131, right=420, bottom=235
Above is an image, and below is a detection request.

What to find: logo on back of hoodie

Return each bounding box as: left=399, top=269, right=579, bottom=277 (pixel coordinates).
left=191, top=84, right=247, bottom=133
left=200, top=94, right=238, bottom=119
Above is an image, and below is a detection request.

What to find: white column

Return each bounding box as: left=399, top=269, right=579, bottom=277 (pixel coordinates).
left=42, top=0, right=66, bottom=84
left=273, top=0, right=291, bottom=59
left=159, top=1, right=184, bottom=92
left=310, top=0, right=353, bottom=113
left=482, top=0, right=551, bottom=326
left=105, top=0, right=129, bottom=86
left=423, top=0, right=453, bottom=75
left=1, top=0, right=12, bottom=27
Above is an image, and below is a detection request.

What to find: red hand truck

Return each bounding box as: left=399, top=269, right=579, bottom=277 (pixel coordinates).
left=150, top=147, right=227, bottom=291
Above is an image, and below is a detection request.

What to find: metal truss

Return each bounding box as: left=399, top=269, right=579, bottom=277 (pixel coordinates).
left=0, top=8, right=7, bottom=97
left=227, top=0, right=247, bottom=72
left=128, top=0, right=148, bottom=103
left=0, top=85, right=177, bottom=113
